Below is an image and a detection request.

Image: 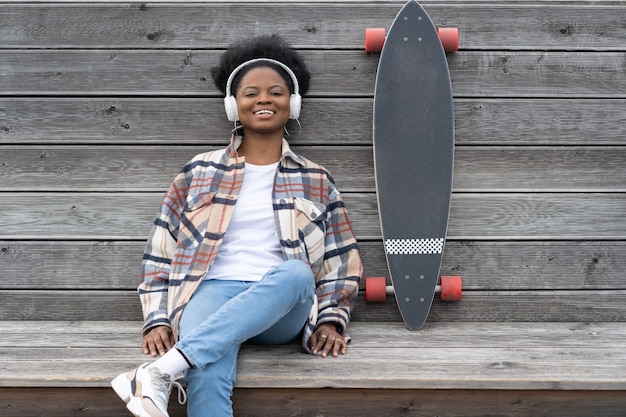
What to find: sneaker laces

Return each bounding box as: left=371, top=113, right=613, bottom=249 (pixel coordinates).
left=150, top=368, right=188, bottom=406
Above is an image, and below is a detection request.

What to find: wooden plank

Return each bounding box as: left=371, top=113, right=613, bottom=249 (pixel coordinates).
left=2, top=98, right=624, bottom=146
left=239, top=347, right=626, bottom=390
left=5, top=321, right=626, bottom=350
left=1, top=192, right=626, bottom=240
left=0, top=241, right=145, bottom=290
left=2, top=322, right=626, bottom=391
left=202, top=346, right=626, bottom=390
left=1, top=289, right=625, bottom=322
left=3, top=240, right=626, bottom=291
left=234, top=389, right=626, bottom=417
left=0, top=145, right=374, bottom=192
left=447, top=51, right=626, bottom=98
left=1, top=51, right=624, bottom=98
left=348, top=321, right=626, bottom=349
left=2, top=339, right=626, bottom=390
left=1, top=387, right=625, bottom=417
left=0, top=3, right=624, bottom=51
left=3, top=145, right=626, bottom=192
left=448, top=193, right=626, bottom=240
left=0, top=98, right=375, bottom=146
left=356, top=290, right=626, bottom=323
left=437, top=241, right=626, bottom=290
left=0, top=388, right=187, bottom=417
left=454, top=146, right=626, bottom=192
left=454, top=98, right=626, bottom=146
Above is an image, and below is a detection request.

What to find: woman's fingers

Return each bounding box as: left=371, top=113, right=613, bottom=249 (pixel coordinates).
left=142, top=326, right=174, bottom=357
left=311, top=327, right=347, bottom=358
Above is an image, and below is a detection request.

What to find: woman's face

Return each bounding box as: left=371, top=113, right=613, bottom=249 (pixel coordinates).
left=235, top=66, right=291, bottom=135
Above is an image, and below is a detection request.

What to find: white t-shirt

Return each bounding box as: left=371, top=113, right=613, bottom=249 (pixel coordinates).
left=203, top=162, right=285, bottom=282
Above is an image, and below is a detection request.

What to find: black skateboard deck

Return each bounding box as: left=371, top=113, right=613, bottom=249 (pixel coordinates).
left=371, top=1, right=456, bottom=330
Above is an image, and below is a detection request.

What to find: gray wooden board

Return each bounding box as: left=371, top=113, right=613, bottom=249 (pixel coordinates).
left=1, top=51, right=624, bottom=98
left=3, top=240, right=625, bottom=291
left=2, top=322, right=626, bottom=390
left=1, top=3, right=624, bottom=51
left=232, top=388, right=626, bottom=417
left=2, top=193, right=626, bottom=240
left=1, top=387, right=625, bottom=417
left=5, top=321, right=626, bottom=349
left=3, top=289, right=626, bottom=323
left=351, top=290, right=626, bottom=323
left=2, top=145, right=626, bottom=192
left=373, top=1, right=455, bottom=329
left=1, top=98, right=624, bottom=146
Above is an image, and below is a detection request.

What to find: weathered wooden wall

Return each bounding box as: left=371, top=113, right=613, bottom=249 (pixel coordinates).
left=1, top=1, right=625, bottom=416
left=2, top=0, right=625, bottom=322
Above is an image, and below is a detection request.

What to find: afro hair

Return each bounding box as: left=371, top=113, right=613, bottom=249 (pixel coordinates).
left=211, top=34, right=311, bottom=97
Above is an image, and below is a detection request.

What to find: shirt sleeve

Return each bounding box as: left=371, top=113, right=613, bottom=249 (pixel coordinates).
left=137, top=165, right=191, bottom=334
left=314, top=182, right=363, bottom=335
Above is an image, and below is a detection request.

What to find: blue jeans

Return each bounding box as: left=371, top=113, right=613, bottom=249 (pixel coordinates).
left=177, top=260, right=315, bottom=417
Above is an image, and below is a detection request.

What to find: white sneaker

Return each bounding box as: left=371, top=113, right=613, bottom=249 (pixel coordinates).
left=111, top=362, right=186, bottom=417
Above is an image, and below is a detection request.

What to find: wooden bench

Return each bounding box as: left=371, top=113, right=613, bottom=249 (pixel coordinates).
left=1, top=1, right=626, bottom=415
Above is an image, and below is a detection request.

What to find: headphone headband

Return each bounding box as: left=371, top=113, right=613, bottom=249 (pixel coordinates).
left=223, top=58, right=302, bottom=121
left=225, top=58, right=300, bottom=97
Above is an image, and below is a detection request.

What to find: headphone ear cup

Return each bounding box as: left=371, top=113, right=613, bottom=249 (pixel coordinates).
left=224, top=95, right=238, bottom=121
left=290, top=94, right=302, bottom=119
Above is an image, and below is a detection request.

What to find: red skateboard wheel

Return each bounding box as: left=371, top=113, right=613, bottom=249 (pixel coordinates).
left=437, top=27, right=459, bottom=53
left=365, top=276, right=388, bottom=302
left=365, top=28, right=386, bottom=53
left=439, top=275, right=462, bottom=301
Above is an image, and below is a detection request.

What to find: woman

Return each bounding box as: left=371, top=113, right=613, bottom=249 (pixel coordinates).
left=111, top=34, right=362, bottom=417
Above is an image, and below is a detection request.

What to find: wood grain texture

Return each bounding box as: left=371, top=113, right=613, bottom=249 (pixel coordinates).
left=2, top=98, right=624, bottom=145
left=1, top=3, right=624, bottom=51
left=3, top=240, right=624, bottom=290
left=2, top=145, right=626, bottom=192
left=1, top=0, right=625, bottom=405
left=1, top=387, right=625, bottom=417
left=1, top=289, right=625, bottom=322
left=2, top=322, right=625, bottom=391
left=1, top=51, right=625, bottom=98
left=1, top=192, right=625, bottom=240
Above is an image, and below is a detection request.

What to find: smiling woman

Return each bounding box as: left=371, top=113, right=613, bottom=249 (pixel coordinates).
left=110, top=34, right=362, bottom=417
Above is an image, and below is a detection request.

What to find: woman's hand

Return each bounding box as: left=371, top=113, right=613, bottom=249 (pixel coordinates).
left=142, top=326, right=176, bottom=357
left=310, top=323, right=347, bottom=358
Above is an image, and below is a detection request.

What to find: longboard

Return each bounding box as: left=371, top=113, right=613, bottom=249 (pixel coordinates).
left=367, top=1, right=461, bottom=330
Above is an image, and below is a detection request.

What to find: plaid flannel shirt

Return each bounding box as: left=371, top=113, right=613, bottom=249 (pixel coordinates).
left=138, top=133, right=362, bottom=352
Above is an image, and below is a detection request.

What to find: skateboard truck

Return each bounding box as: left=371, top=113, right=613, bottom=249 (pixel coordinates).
left=365, top=275, right=462, bottom=303
left=365, top=26, right=459, bottom=53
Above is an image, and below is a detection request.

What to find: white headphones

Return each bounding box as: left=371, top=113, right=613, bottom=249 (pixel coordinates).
left=223, top=58, right=301, bottom=122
